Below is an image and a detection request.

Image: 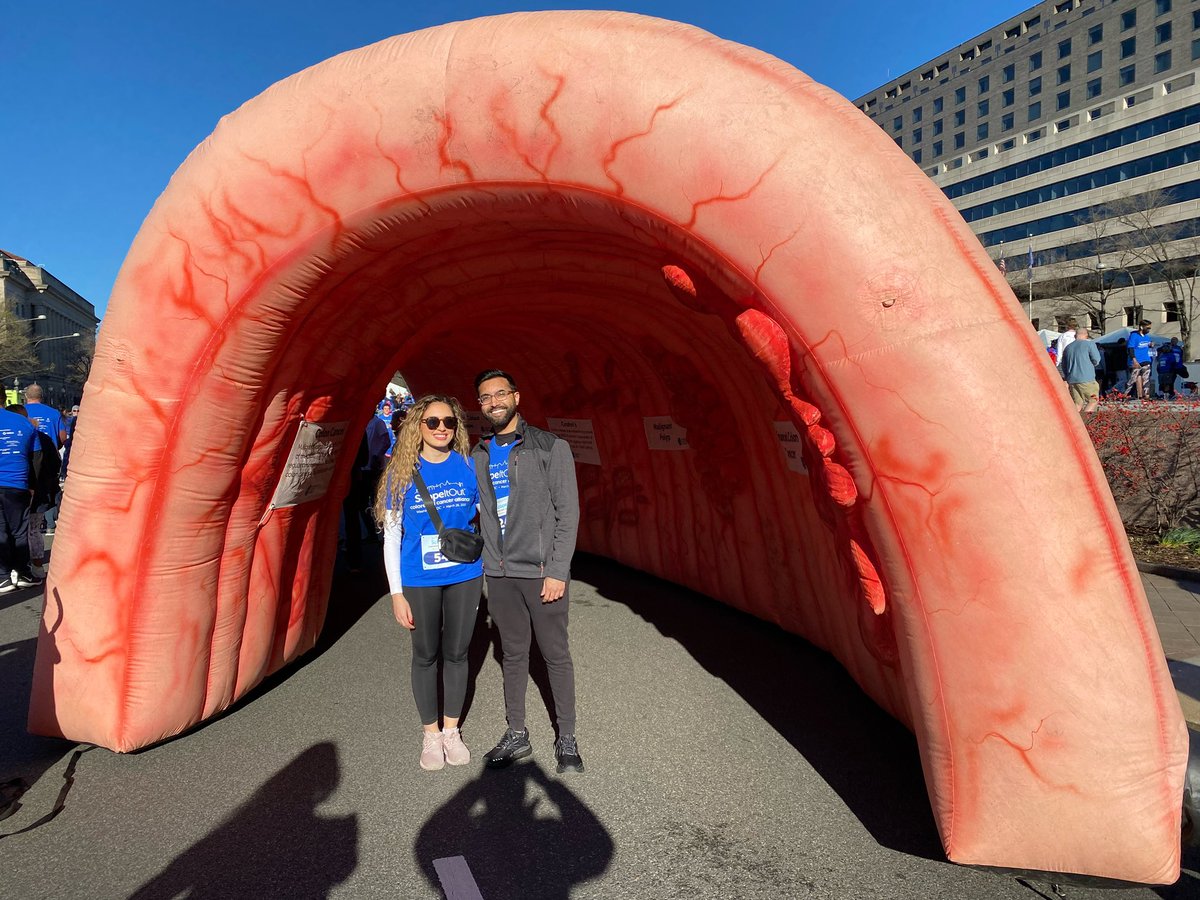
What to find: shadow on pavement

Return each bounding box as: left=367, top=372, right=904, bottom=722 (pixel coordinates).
left=575, top=553, right=946, bottom=863
left=129, top=742, right=357, bottom=899
left=414, top=759, right=612, bottom=899
left=0, top=629, right=78, bottom=825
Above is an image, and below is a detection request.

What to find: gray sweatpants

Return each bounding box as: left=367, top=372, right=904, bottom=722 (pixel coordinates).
left=487, top=575, right=577, bottom=735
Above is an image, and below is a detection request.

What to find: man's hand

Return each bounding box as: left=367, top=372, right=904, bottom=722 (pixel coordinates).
left=392, top=593, right=415, bottom=629
left=541, top=577, right=567, bottom=603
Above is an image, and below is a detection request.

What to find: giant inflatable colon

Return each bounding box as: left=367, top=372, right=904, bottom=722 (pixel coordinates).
left=28, top=11, right=1185, bottom=884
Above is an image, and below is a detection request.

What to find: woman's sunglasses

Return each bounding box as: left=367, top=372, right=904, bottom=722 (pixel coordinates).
left=421, top=416, right=458, bottom=431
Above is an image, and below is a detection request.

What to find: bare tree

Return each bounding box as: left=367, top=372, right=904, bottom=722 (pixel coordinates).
left=1037, top=204, right=1130, bottom=333
left=69, top=329, right=96, bottom=386
left=0, top=305, right=41, bottom=392
left=1106, top=188, right=1200, bottom=357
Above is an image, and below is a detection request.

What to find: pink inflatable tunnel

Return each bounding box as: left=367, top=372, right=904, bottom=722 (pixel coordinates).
left=29, top=12, right=1185, bottom=883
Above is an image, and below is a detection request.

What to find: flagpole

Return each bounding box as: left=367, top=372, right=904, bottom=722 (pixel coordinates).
left=1027, top=236, right=1034, bottom=322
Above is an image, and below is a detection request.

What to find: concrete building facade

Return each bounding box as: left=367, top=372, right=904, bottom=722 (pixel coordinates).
left=0, top=250, right=99, bottom=407
left=854, top=0, right=1200, bottom=348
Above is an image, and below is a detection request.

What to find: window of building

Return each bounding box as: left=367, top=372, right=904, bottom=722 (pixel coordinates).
left=1026, top=14, right=1042, bottom=30
left=1165, top=301, right=1181, bottom=323
left=1002, top=112, right=1015, bottom=130
left=1157, top=22, right=1172, bottom=44
left=933, top=118, right=943, bottom=135
left=1057, top=89, right=1071, bottom=109
left=978, top=122, right=989, bottom=141
left=933, top=140, right=943, bottom=158
left=979, top=74, right=990, bottom=93
left=1120, top=64, right=1136, bottom=85
left=1122, top=9, right=1137, bottom=30
left=913, top=149, right=922, bottom=164
left=1125, top=307, right=1140, bottom=326
left=1121, top=37, right=1136, bottom=59
left=1031, top=317, right=1041, bottom=329
left=1193, top=38, right=1200, bottom=61
left=893, top=115, right=903, bottom=130
left=1003, top=64, right=1015, bottom=83
left=978, top=99, right=990, bottom=116
left=1087, top=50, right=1102, bottom=73
left=913, top=127, right=922, bottom=143
left=998, top=138, right=1016, bottom=152
left=954, top=131, right=965, bottom=149
left=954, top=109, right=966, bottom=126
left=1155, top=0, right=1171, bottom=16
left=1088, top=24, right=1103, bottom=45
left=1059, top=38, right=1072, bottom=59
left=1003, top=88, right=1015, bottom=106
left=1156, top=50, right=1172, bottom=73
left=974, top=146, right=990, bottom=160
left=1027, top=127, right=1043, bottom=142
left=1030, top=51, right=1043, bottom=71
left=1056, top=116, right=1073, bottom=131
left=1058, top=64, right=1071, bottom=85
left=913, top=106, right=923, bottom=123
left=1088, top=312, right=1102, bottom=330
left=1087, top=77, right=1102, bottom=99
left=1194, top=10, right=1200, bottom=29
left=933, top=96, right=944, bottom=113
left=955, top=86, right=966, bottom=104
left=1029, top=100, right=1042, bottom=120
left=1030, top=75, right=1043, bottom=95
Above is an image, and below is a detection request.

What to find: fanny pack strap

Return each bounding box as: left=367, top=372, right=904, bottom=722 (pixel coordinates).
left=411, top=465, right=446, bottom=535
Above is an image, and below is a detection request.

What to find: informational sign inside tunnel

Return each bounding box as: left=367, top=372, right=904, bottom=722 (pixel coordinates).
left=643, top=417, right=689, bottom=451
left=546, top=417, right=602, bottom=465
left=463, top=411, right=487, bottom=441
left=271, top=420, right=349, bottom=509
left=774, top=421, right=808, bottom=474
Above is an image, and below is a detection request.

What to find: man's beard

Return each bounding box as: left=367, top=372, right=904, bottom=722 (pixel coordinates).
left=489, top=404, right=518, bottom=431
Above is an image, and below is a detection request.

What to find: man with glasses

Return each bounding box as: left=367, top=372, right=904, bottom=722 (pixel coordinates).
left=471, top=369, right=583, bottom=773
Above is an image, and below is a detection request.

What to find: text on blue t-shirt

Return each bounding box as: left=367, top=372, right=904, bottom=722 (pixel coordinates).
left=387, top=453, right=482, bottom=588
left=487, top=439, right=515, bottom=535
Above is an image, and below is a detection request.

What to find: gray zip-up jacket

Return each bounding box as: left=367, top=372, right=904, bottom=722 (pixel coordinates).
left=471, top=417, right=579, bottom=581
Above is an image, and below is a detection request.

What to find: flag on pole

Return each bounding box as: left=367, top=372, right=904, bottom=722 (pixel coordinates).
left=997, top=256, right=1007, bottom=275
left=1027, top=240, right=1034, bottom=283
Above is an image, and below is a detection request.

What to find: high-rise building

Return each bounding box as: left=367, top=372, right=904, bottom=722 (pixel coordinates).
left=0, top=250, right=100, bottom=407
left=855, top=0, right=1199, bottom=347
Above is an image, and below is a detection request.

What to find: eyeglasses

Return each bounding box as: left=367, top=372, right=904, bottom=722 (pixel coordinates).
left=477, top=389, right=513, bottom=405
left=420, top=416, right=458, bottom=430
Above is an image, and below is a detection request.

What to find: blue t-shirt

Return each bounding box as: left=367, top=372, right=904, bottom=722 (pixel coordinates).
left=388, top=453, right=482, bottom=588
left=0, top=409, right=36, bottom=490
left=1158, top=345, right=1184, bottom=372
left=25, top=402, right=64, bottom=449
left=1127, top=331, right=1154, bottom=365
left=488, top=438, right=516, bottom=535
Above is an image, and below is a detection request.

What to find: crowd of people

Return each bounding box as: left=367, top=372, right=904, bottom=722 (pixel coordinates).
left=342, top=371, right=584, bottom=775
left=0, top=385, right=76, bottom=591
left=1048, top=318, right=1193, bottom=413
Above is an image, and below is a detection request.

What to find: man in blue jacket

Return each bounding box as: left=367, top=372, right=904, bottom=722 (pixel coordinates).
left=472, top=369, right=584, bottom=773
left=0, top=404, right=42, bottom=591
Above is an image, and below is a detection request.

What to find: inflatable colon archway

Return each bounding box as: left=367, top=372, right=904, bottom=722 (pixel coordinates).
left=28, top=11, right=1185, bottom=884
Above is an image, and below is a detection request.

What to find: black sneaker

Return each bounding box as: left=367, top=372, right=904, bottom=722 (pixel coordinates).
left=555, top=734, right=584, bottom=774
left=14, top=571, right=42, bottom=588
left=0, top=578, right=14, bottom=594
left=484, top=728, right=532, bottom=769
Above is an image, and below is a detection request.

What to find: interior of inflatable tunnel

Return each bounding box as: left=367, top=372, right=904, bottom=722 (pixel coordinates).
left=26, top=10, right=1187, bottom=885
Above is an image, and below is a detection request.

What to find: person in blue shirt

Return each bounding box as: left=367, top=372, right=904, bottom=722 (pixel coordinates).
left=23, top=384, right=66, bottom=449
left=1156, top=337, right=1185, bottom=400
left=374, top=394, right=483, bottom=771
left=0, top=405, right=42, bottom=591
left=1126, top=321, right=1156, bottom=400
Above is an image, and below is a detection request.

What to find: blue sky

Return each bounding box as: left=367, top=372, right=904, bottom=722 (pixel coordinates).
left=1, top=0, right=1031, bottom=317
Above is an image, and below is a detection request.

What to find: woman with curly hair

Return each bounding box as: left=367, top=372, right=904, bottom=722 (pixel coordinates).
left=375, top=394, right=483, bottom=770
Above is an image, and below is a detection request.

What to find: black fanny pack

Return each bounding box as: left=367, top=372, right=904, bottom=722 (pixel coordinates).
left=412, top=465, right=484, bottom=564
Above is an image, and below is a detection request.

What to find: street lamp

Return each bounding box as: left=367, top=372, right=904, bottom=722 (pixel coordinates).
left=17, top=315, right=46, bottom=324
left=32, top=332, right=81, bottom=348
left=1097, top=262, right=1107, bottom=333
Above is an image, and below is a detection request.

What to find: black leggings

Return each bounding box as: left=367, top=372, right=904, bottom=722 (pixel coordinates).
left=405, top=576, right=483, bottom=725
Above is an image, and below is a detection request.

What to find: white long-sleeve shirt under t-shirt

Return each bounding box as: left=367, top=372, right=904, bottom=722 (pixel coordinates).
left=1056, top=329, right=1076, bottom=370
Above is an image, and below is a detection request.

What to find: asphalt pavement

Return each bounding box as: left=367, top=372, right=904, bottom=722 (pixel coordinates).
left=2, top=552, right=1198, bottom=899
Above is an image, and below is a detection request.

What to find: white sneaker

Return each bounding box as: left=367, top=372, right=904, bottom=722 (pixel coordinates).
left=442, top=727, right=470, bottom=766
left=420, top=731, right=445, bottom=771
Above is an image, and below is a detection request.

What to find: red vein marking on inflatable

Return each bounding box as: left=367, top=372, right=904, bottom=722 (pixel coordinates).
left=165, top=232, right=231, bottom=324
left=752, top=226, right=804, bottom=284
left=216, top=185, right=308, bottom=246
left=975, top=718, right=1084, bottom=796
left=197, top=197, right=262, bottom=275
left=432, top=111, right=475, bottom=181
left=601, top=96, right=686, bottom=196
left=682, top=158, right=780, bottom=230
left=536, top=70, right=566, bottom=177
left=238, top=150, right=345, bottom=243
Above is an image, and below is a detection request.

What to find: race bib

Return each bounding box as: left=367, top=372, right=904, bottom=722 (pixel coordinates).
left=497, top=495, right=509, bottom=534
left=421, top=533, right=455, bottom=571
